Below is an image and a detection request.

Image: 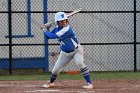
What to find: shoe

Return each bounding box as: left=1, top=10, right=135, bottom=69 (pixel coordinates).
left=42, top=81, right=54, bottom=88
left=83, top=83, right=93, bottom=89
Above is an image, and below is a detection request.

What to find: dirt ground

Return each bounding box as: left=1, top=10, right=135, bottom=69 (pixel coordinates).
left=0, top=80, right=140, bottom=93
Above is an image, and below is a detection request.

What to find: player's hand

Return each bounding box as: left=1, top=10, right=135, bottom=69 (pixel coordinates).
left=41, top=23, right=51, bottom=31
left=45, top=23, right=52, bottom=29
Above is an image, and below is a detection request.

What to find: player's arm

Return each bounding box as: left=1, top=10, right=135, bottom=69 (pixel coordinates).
left=44, top=25, right=69, bottom=39
left=44, top=27, right=59, bottom=39
left=44, top=31, right=58, bottom=39
left=43, top=24, right=59, bottom=39
left=55, top=25, right=70, bottom=37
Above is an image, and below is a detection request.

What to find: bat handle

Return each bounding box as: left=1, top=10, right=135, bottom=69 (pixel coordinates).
left=41, top=22, right=52, bottom=31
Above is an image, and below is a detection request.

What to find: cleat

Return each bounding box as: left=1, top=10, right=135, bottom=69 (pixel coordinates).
left=83, top=83, right=93, bottom=89
left=42, top=82, right=54, bottom=88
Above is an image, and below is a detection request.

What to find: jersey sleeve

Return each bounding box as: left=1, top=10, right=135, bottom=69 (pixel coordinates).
left=44, top=31, right=59, bottom=39
left=44, top=28, right=59, bottom=39
left=56, top=25, right=70, bottom=37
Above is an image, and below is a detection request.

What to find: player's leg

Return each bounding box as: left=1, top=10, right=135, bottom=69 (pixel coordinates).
left=74, top=46, right=93, bottom=89
left=50, top=51, right=73, bottom=81
left=43, top=51, right=73, bottom=88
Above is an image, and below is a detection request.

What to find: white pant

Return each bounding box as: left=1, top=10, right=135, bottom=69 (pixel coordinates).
left=52, top=45, right=86, bottom=75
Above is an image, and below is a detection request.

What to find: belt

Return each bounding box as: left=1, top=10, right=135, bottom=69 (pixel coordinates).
left=65, top=46, right=78, bottom=53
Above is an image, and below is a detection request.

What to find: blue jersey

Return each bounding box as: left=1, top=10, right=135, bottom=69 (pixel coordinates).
left=44, top=25, right=79, bottom=53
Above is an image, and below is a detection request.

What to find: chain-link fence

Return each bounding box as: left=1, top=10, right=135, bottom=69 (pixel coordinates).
left=0, top=0, right=140, bottom=75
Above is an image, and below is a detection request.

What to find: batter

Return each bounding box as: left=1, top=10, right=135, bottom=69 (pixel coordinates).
left=43, top=12, right=93, bottom=89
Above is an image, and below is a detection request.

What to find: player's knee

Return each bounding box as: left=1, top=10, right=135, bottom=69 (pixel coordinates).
left=77, top=63, right=86, bottom=69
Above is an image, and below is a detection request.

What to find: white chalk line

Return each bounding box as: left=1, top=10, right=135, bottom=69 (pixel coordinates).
left=0, top=84, right=39, bottom=87
left=24, top=89, right=60, bottom=92
left=24, top=89, right=96, bottom=93
left=0, top=84, right=96, bottom=93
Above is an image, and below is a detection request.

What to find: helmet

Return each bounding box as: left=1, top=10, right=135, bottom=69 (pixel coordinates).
left=54, top=12, right=68, bottom=22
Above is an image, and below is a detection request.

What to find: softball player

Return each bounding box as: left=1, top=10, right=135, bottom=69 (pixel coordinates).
left=43, top=12, right=93, bottom=89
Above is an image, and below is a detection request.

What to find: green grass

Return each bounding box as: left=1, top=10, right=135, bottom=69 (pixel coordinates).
left=92, top=71, right=140, bottom=80
left=0, top=71, right=140, bottom=81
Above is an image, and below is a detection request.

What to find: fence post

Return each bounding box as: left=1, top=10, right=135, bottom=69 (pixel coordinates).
left=8, top=0, right=12, bottom=75
left=134, top=0, right=137, bottom=72
left=27, top=0, right=31, bottom=36
left=43, top=0, right=48, bottom=72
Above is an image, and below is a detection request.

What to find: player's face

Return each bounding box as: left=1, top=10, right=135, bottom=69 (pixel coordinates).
left=58, top=19, right=68, bottom=27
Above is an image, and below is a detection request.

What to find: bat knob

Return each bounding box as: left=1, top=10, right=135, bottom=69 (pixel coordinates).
left=40, top=26, right=46, bottom=31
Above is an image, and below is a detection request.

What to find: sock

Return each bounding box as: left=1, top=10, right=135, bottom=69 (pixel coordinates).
left=81, top=67, right=92, bottom=84
left=50, top=74, right=57, bottom=83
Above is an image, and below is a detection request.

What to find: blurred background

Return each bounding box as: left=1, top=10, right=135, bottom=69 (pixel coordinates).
left=0, top=0, right=140, bottom=75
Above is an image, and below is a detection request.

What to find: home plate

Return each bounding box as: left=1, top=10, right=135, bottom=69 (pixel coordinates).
left=24, top=89, right=60, bottom=92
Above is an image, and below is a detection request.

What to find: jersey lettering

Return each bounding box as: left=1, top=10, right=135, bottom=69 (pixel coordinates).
left=60, top=41, right=65, bottom=46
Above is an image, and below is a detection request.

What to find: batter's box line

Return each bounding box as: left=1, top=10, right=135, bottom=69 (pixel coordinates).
left=24, top=89, right=60, bottom=92
left=24, top=89, right=96, bottom=93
